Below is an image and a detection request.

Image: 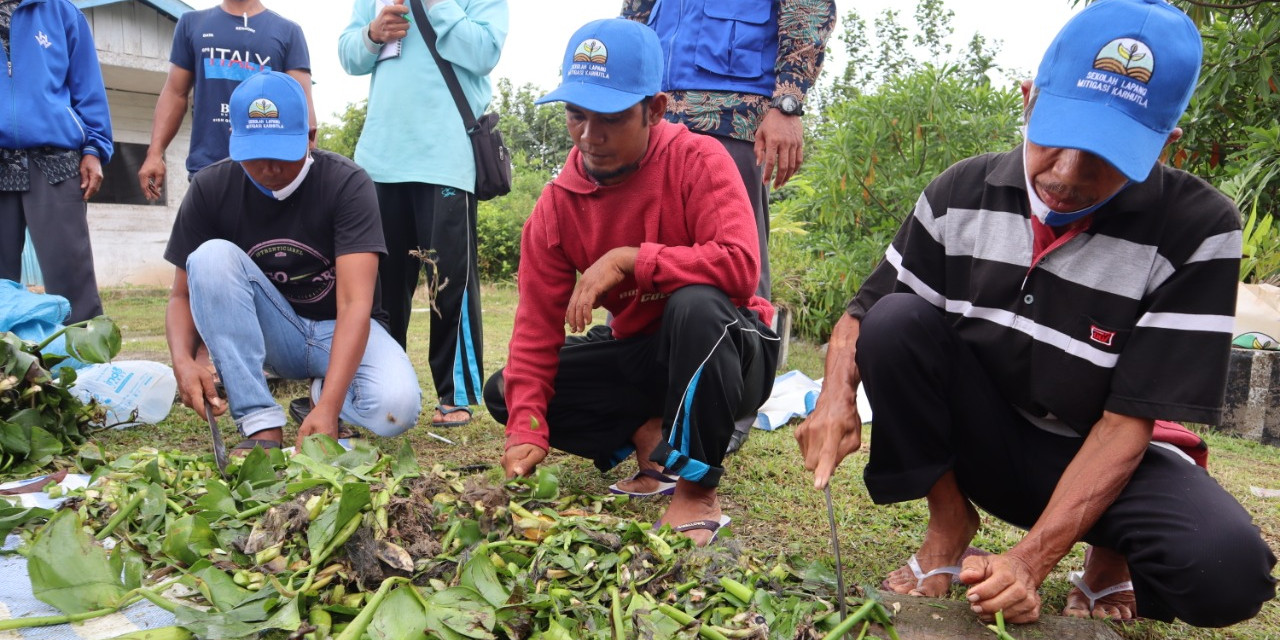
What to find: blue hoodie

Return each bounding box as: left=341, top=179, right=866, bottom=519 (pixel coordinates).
left=0, top=0, right=113, bottom=162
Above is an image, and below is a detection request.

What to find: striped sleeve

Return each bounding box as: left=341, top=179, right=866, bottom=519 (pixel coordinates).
left=1106, top=182, right=1242, bottom=425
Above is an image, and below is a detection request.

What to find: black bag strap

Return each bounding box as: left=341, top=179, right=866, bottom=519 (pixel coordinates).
left=410, top=0, right=479, bottom=133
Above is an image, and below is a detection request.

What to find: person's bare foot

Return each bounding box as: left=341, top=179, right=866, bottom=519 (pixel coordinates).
left=1063, top=545, right=1136, bottom=620
left=613, top=418, right=669, bottom=494
left=883, top=473, right=980, bottom=598
left=656, top=479, right=722, bottom=547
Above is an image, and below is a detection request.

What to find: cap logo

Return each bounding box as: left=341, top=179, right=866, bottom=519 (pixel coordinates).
left=1094, top=39, right=1154, bottom=83
left=1073, top=38, right=1154, bottom=109
left=572, top=39, right=608, bottom=64
left=248, top=98, right=279, bottom=118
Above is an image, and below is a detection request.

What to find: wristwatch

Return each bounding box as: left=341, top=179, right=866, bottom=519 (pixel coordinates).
left=770, top=94, right=804, bottom=117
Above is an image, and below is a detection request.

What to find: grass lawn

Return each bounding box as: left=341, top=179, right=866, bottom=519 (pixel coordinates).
left=75, top=284, right=1280, bottom=639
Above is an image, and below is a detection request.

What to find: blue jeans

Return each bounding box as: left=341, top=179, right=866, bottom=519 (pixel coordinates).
left=185, top=240, right=421, bottom=437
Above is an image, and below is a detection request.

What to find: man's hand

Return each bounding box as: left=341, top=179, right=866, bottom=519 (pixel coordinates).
left=502, top=443, right=547, bottom=478
left=79, top=154, right=103, bottom=201
left=794, top=401, right=862, bottom=489
left=138, top=152, right=166, bottom=202
left=173, top=358, right=225, bottom=419
left=754, top=108, right=804, bottom=190
left=566, top=247, right=637, bottom=333
left=959, top=553, right=1044, bottom=624
left=295, top=404, right=341, bottom=449
left=369, top=0, right=410, bottom=45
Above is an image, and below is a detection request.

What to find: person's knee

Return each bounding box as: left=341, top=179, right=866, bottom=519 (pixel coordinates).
left=1154, top=527, right=1276, bottom=627
left=186, top=239, right=243, bottom=274
left=663, top=285, right=733, bottom=325
left=357, top=381, right=422, bottom=438
left=484, top=370, right=508, bottom=426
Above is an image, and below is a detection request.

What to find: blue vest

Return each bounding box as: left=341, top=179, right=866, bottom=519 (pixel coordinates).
left=648, top=0, right=780, bottom=96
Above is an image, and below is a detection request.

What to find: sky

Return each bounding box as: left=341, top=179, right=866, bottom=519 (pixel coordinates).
left=188, top=0, right=1082, bottom=125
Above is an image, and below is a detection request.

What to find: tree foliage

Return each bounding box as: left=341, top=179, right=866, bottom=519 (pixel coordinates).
left=773, top=2, right=1020, bottom=340
left=1149, top=0, right=1280, bottom=218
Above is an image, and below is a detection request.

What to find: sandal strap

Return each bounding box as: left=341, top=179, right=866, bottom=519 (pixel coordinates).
left=907, top=554, right=962, bottom=588
left=1068, top=570, right=1134, bottom=611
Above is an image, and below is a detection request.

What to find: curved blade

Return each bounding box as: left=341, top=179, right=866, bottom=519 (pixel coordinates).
left=825, top=483, right=849, bottom=634
left=205, top=404, right=229, bottom=479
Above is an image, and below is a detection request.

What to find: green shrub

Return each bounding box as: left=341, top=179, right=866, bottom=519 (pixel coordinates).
left=477, top=155, right=551, bottom=282
left=772, top=64, right=1021, bottom=341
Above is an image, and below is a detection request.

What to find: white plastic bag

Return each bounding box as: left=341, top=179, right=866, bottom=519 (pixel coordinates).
left=70, top=360, right=177, bottom=427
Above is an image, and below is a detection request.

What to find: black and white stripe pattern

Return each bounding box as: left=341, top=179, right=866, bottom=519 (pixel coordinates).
left=850, top=147, right=1242, bottom=433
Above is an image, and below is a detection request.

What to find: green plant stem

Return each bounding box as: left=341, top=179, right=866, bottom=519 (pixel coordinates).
left=32, top=320, right=88, bottom=353
left=656, top=603, right=731, bottom=640
left=820, top=599, right=878, bottom=640
left=96, top=492, right=144, bottom=540
left=609, top=585, right=624, bottom=640
left=718, top=576, right=755, bottom=603
left=233, top=501, right=276, bottom=521
left=334, top=577, right=409, bottom=640
left=0, top=579, right=179, bottom=631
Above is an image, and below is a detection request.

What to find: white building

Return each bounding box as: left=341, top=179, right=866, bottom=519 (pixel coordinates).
left=22, top=0, right=195, bottom=288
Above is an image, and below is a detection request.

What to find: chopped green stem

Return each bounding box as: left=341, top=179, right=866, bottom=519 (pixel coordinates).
left=986, top=625, right=1018, bottom=640
left=609, top=585, right=624, bottom=639
left=0, top=605, right=121, bottom=631
left=0, top=579, right=179, bottom=631
left=96, top=492, right=144, bottom=540
left=820, top=599, right=878, bottom=640
left=718, top=576, right=755, bottom=602
left=656, top=603, right=731, bottom=640
left=233, top=501, right=277, bottom=521
left=334, top=577, right=409, bottom=640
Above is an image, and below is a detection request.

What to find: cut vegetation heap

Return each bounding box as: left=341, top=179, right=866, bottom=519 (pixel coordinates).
left=1, top=438, right=901, bottom=640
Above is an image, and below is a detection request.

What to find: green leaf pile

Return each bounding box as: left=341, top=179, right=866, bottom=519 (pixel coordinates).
left=4, top=439, right=897, bottom=639
left=0, top=316, right=122, bottom=474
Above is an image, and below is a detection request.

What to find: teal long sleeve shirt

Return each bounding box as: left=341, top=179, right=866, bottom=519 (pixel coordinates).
left=339, top=0, right=508, bottom=190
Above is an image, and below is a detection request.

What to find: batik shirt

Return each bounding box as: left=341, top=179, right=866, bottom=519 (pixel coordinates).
left=623, top=0, right=836, bottom=143
left=0, top=0, right=79, bottom=191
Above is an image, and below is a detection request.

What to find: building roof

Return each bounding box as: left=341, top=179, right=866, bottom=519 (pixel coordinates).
left=72, top=0, right=194, bottom=22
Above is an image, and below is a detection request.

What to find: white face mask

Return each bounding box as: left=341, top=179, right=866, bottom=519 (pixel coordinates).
left=1022, top=137, right=1127, bottom=227
left=246, top=154, right=314, bottom=201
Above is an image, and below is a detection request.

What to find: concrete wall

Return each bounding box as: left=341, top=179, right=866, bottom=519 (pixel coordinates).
left=83, top=2, right=191, bottom=287
left=1217, top=348, right=1280, bottom=446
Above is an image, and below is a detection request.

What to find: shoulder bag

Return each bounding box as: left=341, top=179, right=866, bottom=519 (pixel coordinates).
left=410, top=0, right=512, bottom=200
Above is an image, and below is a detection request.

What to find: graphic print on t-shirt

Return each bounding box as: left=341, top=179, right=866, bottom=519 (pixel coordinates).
left=248, top=239, right=334, bottom=304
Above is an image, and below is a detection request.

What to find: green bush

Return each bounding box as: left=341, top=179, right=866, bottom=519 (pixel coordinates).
left=772, top=64, right=1021, bottom=341
left=476, top=155, right=550, bottom=282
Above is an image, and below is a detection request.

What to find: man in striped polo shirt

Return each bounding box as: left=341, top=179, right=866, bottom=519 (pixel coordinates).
left=797, top=0, right=1275, bottom=628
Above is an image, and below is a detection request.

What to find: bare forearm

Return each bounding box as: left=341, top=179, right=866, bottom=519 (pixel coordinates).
left=816, top=312, right=862, bottom=412
left=165, top=293, right=201, bottom=365
left=148, top=90, right=189, bottom=157
left=1009, top=411, right=1153, bottom=582
left=319, top=308, right=369, bottom=415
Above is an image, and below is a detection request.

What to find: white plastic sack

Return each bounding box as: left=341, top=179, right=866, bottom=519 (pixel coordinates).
left=1234, top=283, right=1280, bottom=350
left=70, top=360, right=177, bottom=427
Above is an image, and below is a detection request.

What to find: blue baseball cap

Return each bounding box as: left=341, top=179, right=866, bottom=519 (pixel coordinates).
left=229, top=70, right=309, bottom=162
left=1027, top=0, right=1201, bottom=182
left=536, top=18, right=663, bottom=113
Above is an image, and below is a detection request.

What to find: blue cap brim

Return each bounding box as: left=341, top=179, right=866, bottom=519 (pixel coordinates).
left=1027, top=93, right=1169, bottom=183
left=229, top=131, right=308, bottom=162
left=535, top=82, right=647, bottom=114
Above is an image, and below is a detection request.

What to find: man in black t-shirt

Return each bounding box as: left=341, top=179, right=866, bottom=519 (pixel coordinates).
left=165, top=70, right=420, bottom=450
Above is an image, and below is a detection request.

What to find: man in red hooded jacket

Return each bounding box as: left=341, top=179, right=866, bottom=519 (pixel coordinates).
left=484, top=18, right=779, bottom=545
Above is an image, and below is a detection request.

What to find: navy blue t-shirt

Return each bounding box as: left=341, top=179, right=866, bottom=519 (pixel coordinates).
left=170, top=7, right=310, bottom=174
